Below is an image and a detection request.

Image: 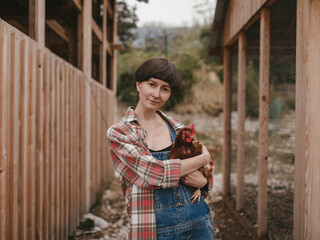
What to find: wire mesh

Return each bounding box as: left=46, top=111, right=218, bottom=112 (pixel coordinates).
left=267, top=0, right=296, bottom=239
left=230, top=41, right=238, bottom=200
left=243, top=19, right=260, bottom=229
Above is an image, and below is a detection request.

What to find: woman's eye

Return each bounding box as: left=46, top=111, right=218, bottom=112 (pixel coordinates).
left=149, top=83, right=155, bottom=87
left=162, top=88, right=170, bottom=92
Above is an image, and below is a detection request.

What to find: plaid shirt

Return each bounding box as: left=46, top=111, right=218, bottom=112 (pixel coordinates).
left=106, top=107, right=184, bottom=239
left=106, top=107, right=214, bottom=239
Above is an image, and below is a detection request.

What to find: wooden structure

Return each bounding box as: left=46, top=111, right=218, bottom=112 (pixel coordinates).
left=0, top=0, right=140, bottom=239
left=209, top=0, right=320, bottom=239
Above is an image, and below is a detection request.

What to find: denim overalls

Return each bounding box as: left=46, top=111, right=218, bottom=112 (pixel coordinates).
left=150, top=123, right=215, bottom=240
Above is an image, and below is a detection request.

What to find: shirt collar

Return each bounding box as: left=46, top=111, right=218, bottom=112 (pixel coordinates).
left=122, top=106, right=184, bottom=131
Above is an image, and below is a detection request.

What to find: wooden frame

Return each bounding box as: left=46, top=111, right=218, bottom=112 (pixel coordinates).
left=236, top=32, right=246, bottom=212
left=222, top=47, right=231, bottom=197
left=257, top=7, right=270, bottom=237
left=29, top=0, right=45, bottom=45
left=294, top=1, right=320, bottom=239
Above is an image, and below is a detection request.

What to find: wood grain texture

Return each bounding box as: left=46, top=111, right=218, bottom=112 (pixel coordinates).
left=304, top=0, right=320, bottom=239
left=236, top=32, right=246, bottom=212
left=222, top=47, right=231, bottom=197
left=257, top=8, right=270, bottom=238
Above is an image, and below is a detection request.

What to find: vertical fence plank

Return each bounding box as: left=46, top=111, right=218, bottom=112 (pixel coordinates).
left=90, top=82, right=97, bottom=204
left=222, top=47, right=231, bottom=197
left=97, top=87, right=102, bottom=189
left=59, top=61, right=65, bottom=240
left=43, top=52, right=50, bottom=240
left=75, top=72, right=80, bottom=226
left=48, top=54, right=55, bottom=239
left=19, top=38, right=29, bottom=240
left=54, top=58, right=61, bottom=240
left=64, top=63, right=70, bottom=238
left=7, top=29, right=22, bottom=240
left=26, top=41, right=37, bottom=240
left=0, top=24, right=9, bottom=240
left=35, top=48, right=44, bottom=240
left=236, top=32, right=246, bottom=212
left=257, top=7, right=270, bottom=238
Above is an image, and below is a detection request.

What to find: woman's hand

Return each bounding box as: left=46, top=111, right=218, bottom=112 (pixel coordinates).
left=181, top=170, right=207, bottom=188
left=201, top=145, right=211, bottom=165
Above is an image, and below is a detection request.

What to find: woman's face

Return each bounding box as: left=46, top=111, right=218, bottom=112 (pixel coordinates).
left=136, top=78, right=172, bottom=111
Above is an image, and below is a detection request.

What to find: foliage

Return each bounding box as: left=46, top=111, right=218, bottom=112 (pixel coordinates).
left=116, top=0, right=138, bottom=49
left=246, top=60, right=260, bottom=118
left=116, top=5, right=223, bottom=111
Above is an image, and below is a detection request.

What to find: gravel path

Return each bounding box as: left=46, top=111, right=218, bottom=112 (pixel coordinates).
left=70, top=174, right=254, bottom=240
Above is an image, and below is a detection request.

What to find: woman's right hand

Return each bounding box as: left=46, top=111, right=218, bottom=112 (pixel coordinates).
left=201, top=145, right=211, bottom=165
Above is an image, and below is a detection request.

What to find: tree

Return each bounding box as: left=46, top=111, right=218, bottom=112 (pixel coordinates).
left=116, top=0, right=138, bottom=49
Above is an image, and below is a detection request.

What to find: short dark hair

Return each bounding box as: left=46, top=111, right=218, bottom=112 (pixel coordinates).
left=135, top=58, right=181, bottom=92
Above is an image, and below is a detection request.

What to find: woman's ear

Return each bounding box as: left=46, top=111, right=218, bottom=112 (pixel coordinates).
left=136, top=82, right=140, bottom=92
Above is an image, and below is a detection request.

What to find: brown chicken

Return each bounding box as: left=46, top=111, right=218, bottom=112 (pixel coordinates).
left=169, top=124, right=213, bottom=203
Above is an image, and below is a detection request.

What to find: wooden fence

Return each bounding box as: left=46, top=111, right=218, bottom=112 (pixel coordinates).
left=0, top=19, right=115, bottom=240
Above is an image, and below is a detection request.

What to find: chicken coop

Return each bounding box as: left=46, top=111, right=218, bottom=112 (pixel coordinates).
left=0, top=0, right=150, bottom=239
left=209, top=0, right=320, bottom=239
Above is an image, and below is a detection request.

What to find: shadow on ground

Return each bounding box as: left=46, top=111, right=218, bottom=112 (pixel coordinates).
left=70, top=176, right=254, bottom=240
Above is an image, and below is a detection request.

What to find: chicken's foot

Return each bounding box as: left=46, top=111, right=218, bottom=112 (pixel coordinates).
left=190, top=189, right=201, bottom=204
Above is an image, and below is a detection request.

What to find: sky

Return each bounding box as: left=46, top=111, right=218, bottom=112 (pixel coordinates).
left=125, top=0, right=217, bottom=28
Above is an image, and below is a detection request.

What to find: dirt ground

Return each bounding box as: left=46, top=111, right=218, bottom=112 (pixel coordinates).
left=70, top=175, right=254, bottom=240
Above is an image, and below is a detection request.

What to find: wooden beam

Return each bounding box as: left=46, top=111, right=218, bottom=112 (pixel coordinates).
left=82, top=0, right=92, bottom=78
left=92, top=18, right=103, bottom=42
left=293, top=0, right=307, bottom=238
left=222, top=47, right=231, bottom=197
left=257, top=7, right=270, bottom=238
left=82, top=0, right=92, bottom=212
left=106, top=0, right=114, bottom=19
left=71, top=0, right=82, bottom=12
left=111, top=0, right=117, bottom=92
left=236, top=32, right=246, bottom=212
left=300, top=1, right=320, bottom=239
left=106, top=41, right=113, bottom=56
left=5, top=20, right=28, bottom=35
left=46, top=20, right=69, bottom=43
left=29, top=0, right=45, bottom=45
left=110, top=43, right=124, bottom=51
left=102, top=0, right=108, bottom=86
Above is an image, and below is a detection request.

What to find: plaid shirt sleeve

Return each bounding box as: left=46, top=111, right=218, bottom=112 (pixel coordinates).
left=106, top=123, right=181, bottom=190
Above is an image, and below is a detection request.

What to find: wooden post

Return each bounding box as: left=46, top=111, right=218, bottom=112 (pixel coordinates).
left=257, top=7, right=270, bottom=237
left=82, top=0, right=92, bottom=211
left=294, top=0, right=320, bottom=239
left=293, top=0, right=307, bottom=239
left=102, top=0, right=108, bottom=86
left=222, top=47, right=231, bottom=197
left=111, top=0, right=117, bottom=93
left=0, top=24, right=9, bottom=240
left=236, top=32, right=246, bottom=212
left=29, top=0, right=45, bottom=46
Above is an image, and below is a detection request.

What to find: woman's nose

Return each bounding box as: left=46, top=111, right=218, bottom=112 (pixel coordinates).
left=153, top=88, right=161, bottom=98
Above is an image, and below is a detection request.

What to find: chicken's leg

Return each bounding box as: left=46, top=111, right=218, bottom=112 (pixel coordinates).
left=190, top=189, right=201, bottom=204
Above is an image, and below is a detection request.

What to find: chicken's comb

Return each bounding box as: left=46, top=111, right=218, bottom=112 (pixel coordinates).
left=189, top=123, right=196, bottom=136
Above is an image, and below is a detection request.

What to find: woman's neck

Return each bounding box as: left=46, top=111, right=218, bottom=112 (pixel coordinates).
left=135, top=102, right=159, bottom=124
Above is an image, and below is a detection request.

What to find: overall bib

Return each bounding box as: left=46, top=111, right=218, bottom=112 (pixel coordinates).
left=150, top=123, right=215, bottom=240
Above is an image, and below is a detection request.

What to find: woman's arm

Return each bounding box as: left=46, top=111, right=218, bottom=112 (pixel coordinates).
left=179, top=145, right=211, bottom=177
left=107, top=124, right=181, bottom=190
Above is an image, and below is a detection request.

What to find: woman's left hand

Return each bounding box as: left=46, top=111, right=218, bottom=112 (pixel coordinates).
left=181, top=170, right=207, bottom=188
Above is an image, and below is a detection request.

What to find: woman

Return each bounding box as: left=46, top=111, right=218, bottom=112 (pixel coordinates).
left=107, top=58, right=215, bottom=239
